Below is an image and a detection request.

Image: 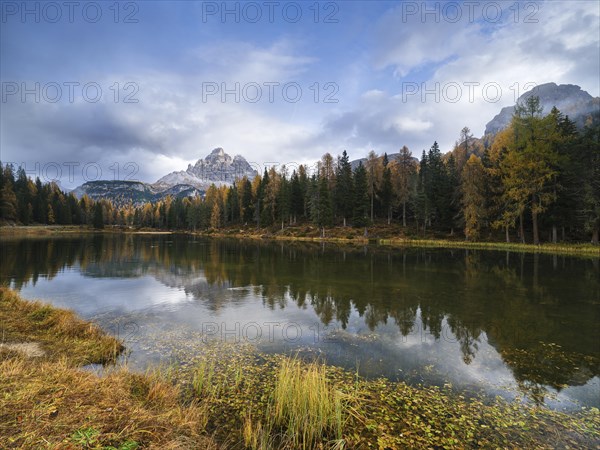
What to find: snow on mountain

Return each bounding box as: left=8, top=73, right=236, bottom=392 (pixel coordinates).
left=154, top=148, right=257, bottom=190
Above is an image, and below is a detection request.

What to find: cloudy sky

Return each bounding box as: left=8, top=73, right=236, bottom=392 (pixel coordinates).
left=1, top=0, right=599, bottom=188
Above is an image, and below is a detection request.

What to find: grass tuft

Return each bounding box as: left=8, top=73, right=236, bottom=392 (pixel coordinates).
left=271, top=358, right=345, bottom=449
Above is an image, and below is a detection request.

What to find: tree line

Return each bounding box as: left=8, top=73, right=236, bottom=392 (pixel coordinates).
left=1, top=97, right=598, bottom=244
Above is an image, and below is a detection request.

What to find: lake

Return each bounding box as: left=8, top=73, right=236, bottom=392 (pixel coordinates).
left=1, top=234, right=599, bottom=410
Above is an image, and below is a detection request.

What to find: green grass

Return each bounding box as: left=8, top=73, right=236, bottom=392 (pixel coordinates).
left=378, top=237, right=600, bottom=257
left=270, top=358, right=345, bottom=449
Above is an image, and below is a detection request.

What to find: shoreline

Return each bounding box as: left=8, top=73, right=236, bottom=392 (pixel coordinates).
left=2, top=224, right=599, bottom=257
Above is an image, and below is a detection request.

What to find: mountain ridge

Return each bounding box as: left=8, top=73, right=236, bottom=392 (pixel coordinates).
left=484, top=82, right=599, bottom=135
left=73, top=149, right=257, bottom=204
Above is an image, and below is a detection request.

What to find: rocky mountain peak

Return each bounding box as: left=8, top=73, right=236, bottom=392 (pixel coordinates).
left=155, top=148, right=257, bottom=190
left=204, top=147, right=231, bottom=165
left=484, top=83, right=599, bottom=135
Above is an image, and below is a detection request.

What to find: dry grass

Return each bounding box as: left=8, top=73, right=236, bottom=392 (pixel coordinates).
left=0, top=288, right=219, bottom=449
left=0, top=286, right=123, bottom=365
left=0, top=355, right=218, bottom=449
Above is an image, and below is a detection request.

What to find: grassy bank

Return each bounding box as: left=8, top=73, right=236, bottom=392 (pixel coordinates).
left=0, top=288, right=218, bottom=449
left=200, top=224, right=600, bottom=257
left=2, top=288, right=600, bottom=449
left=2, top=224, right=599, bottom=257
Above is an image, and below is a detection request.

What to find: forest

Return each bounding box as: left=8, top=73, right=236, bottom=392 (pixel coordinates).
left=1, top=97, right=599, bottom=244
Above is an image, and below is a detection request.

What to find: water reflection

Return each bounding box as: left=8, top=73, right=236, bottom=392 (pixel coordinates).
left=1, top=234, right=599, bottom=406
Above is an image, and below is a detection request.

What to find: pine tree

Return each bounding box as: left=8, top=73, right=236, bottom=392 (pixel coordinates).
left=425, top=141, right=453, bottom=230
left=335, top=151, right=354, bottom=226
left=579, top=122, right=600, bottom=243
left=14, top=167, right=33, bottom=224
left=365, top=151, right=380, bottom=222
left=391, top=146, right=416, bottom=227
left=544, top=108, right=578, bottom=242
left=380, top=153, right=394, bottom=224
left=461, top=155, right=487, bottom=241
left=278, top=168, right=291, bottom=227
left=289, top=170, right=303, bottom=224
left=240, top=178, right=253, bottom=224
left=93, top=202, right=104, bottom=229
left=446, top=154, right=461, bottom=234
left=415, top=150, right=430, bottom=232
left=352, top=163, right=369, bottom=228
left=0, top=164, right=18, bottom=222
left=315, top=174, right=333, bottom=232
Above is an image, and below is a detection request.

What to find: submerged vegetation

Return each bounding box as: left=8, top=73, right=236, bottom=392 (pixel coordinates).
left=1, top=288, right=600, bottom=448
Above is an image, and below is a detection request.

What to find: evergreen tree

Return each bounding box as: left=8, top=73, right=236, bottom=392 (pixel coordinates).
left=461, top=155, right=487, bottom=241
left=14, top=167, right=33, bottom=224
left=334, top=151, right=354, bottom=226
left=391, top=146, right=416, bottom=227
left=93, top=202, right=104, bottom=229
left=226, top=184, right=240, bottom=224
left=415, top=150, right=430, bottom=231
left=446, top=154, right=462, bottom=234
left=278, top=168, right=291, bottom=227
left=425, top=141, right=453, bottom=230
left=314, top=174, right=333, bottom=231
left=352, top=163, right=369, bottom=228
left=379, top=153, right=394, bottom=224
left=544, top=108, right=578, bottom=242
left=579, top=122, right=600, bottom=243
left=0, top=164, right=18, bottom=222
left=365, top=151, right=380, bottom=222
left=240, top=178, right=253, bottom=224
left=289, top=170, right=303, bottom=224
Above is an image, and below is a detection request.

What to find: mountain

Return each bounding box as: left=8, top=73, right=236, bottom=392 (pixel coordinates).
left=72, top=148, right=256, bottom=204
left=155, top=148, right=257, bottom=190
left=485, top=83, right=600, bottom=135
left=71, top=180, right=204, bottom=204
left=350, top=152, right=420, bottom=170
left=72, top=181, right=157, bottom=203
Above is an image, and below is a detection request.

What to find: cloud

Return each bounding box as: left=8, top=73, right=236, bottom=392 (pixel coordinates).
left=1, top=1, right=597, bottom=188
left=312, top=0, right=599, bottom=155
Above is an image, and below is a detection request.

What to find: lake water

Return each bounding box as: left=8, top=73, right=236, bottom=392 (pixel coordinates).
left=1, top=234, right=599, bottom=410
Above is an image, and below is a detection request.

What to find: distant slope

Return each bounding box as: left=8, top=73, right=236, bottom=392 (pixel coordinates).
left=72, top=148, right=256, bottom=204
left=485, top=83, right=599, bottom=135
left=72, top=180, right=203, bottom=204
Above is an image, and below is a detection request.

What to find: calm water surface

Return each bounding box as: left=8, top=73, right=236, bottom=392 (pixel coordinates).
left=2, top=234, right=599, bottom=409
